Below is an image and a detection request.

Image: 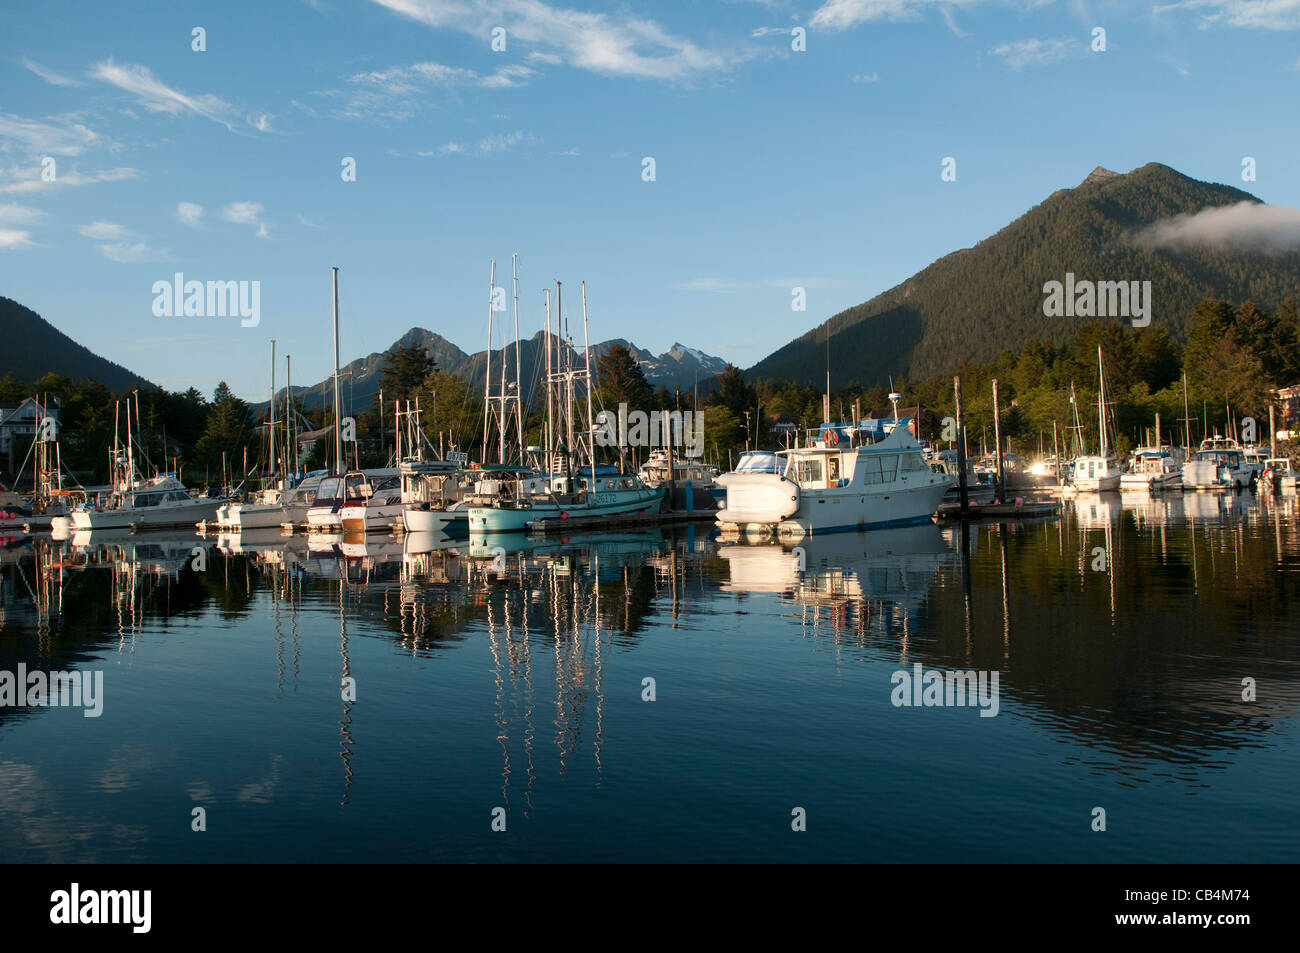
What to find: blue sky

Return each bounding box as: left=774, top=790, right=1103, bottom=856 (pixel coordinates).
left=3, top=0, right=1300, bottom=401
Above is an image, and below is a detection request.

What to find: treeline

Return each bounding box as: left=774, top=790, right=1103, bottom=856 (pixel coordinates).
left=4, top=295, right=1296, bottom=486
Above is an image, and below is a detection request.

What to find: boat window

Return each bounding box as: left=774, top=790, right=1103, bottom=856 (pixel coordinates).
left=795, top=458, right=822, bottom=484
left=901, top=452, right=928, bottom=471
left=861, top=454, right=899, bottom=485
left=827, top=456, right=841, bottom=483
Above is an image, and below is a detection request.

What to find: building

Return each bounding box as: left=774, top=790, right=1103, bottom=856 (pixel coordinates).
left=1, top=397, right=61, bottom=469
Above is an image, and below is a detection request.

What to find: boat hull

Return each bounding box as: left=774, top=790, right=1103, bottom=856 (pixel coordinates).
left=720, top=480, right=948, bottom=538
left=402, top=506, right=469, bottom=535
left=467, top=488, right=665, bottom=533
left=73, top=499, right=222, bottom=530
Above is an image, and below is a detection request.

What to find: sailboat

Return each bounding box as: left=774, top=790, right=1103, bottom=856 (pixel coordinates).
left=1067, top=347, right=1122, bottom=492
left=466, top=279, right=664, bottom=533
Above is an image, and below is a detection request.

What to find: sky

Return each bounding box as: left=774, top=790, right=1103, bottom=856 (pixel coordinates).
left=2, top=0, right=1300, bottom=401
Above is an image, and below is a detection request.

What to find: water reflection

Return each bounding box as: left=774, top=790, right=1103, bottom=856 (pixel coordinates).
left=1, top=491, right=1298, bottom=861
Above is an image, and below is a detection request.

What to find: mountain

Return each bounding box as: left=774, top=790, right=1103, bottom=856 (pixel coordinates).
left=749, top=163, right=1300, bottom=387
left=286, top=328, right=727, bottom=410
left=0, top=296, right=152, bottom=392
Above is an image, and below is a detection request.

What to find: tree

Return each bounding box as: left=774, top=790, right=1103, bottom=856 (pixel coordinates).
left=379, top=342, right=436, bottom=405
left=194, top=381, right=252, bottom=477
left=597, top=344, right=653, bottom=409
left=713, top=364, right=756, bottom=420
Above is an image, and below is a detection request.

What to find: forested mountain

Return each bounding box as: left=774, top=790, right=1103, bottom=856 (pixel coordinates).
left=749, top=163, right=1300, bottom=386
left=0, top=296, right=151, bottom=392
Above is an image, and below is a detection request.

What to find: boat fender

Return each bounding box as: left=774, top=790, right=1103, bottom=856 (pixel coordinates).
left=560, top=511, right=569, bottom=520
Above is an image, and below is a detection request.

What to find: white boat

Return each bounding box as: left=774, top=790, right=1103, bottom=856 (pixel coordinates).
left=72, top=473, right=222, bottom=530
left=1066, top=347, right=1122, bottom=492
left=1262, top=458, right=1297, bottom=493
left=1119, top=448, right=1182, bottom=492
left=715, top=416, right=948, bottom=539
left=928, top=451, right=997, bottom=504
left=210, top=473, right=325, bottom=530
left=1182, top=435, right=1251, bottom=490
left=309, top=469, right=400, bottom=530
left=400, top=459, right=471, bottom=534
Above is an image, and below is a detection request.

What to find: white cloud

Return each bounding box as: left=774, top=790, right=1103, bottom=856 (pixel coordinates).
left=0, top=113, right=104, bottom=156
left=0, top=203, right=44, bottom=225
left=98, top=240, right=164, bottom=263
left=248, top=112, right=275, bottom=132
left=851, top=71, right=880, bottom=82
left=92, top=59, right=243, bottom=130
left=1154, top=0, right=1300, bottom=30
left=0, top=228, right=35, bottom=250
left=221, top=201, right=270, bottom=237
left=369, top=0, right=751, bottom=81
left=77, top=221, right=128, bottom=240
left=1133, top=201, right=1300, bottom=253
left=332, top=60, right=538, bottom=120
left=477, top=130, right=529, bottom=152
left=0, top=165, right=138, bottom=194
left=21, top=58, right=84, bottom=87
left=297, top=213, right=325, bottom=229
left=990, top=37, right=1074, bottom=69
left=177, top=202, right=204, bottom=226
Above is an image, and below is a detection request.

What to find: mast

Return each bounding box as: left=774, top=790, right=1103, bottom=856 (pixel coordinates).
left=512, top=254, right=523, bottom=464
left=286, top=355, right=294, bottom=477
left=581, top=280, right=596, bottom=495
left=484, top=259, right=495, bottom=459
left=332, top=267, right=343, bottom=476
left=544, top=288, right=553, bottom=470
left=1097, top=346, right=1108, bottom=458
left=269, top=338, right=277, bottom=487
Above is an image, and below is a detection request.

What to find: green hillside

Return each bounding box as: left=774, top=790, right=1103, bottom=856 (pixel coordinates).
left=750, top=163, right=1300, bottom=386
left=0, top=296, right=151, bottom=392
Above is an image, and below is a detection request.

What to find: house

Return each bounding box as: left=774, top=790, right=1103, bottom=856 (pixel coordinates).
left=1, top=397, right=61, bottom=455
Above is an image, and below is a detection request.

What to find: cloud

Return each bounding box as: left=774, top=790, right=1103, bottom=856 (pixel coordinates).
left=0, top=228, right=35, bottom=250
left=220, top=201, right=270, bottom=237
left=177, top=202, right=204, bottom=226
left=1132, top=201, right=1300, bottom=253
left=0, top=165, right=138, bottom=194
left=369, top=0, right=752, bottom=81
left=1153, top=0, right=1300, bottom=30
left=297, top=213, right=325, bottom=229
left=92, top=59, right=244, bottom=130
left=331, top=60, right=538, bottom=120
left=990, top=37, right=1074, bottom=69
left=21, top=58, right=84, bottom=87
left=0, top=203, right=44, bottom=225
left=97, top=240, right=164, bottom=263
left=77, top=221, right=128, bottom=240
left=851, top=71, right=880, bottom=82
left=477, top=130, right=531, bottom=152
left=0, top=113, right=104, bottom=156
left=248, top=112, right=275, bottom=132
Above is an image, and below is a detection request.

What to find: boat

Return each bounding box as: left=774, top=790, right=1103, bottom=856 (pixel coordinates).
left=72, top=396, right=223, bottom=530
left=1182, top=435, right=1251, bottom=490
left=928, top=449, right=997, bottom=504
left=715, top=402, right=949, bottom=539
left=636, top=448, right=721, bottom=507
left=1067, top=348, right=1122, bottom=492
left=400, top=459, right=471, bottom=534
left=310, top=468, right=400, bottom=530
left=1120, top=447, right=1182, bottom=492
left=1261, top=458, right=1297, bottom=493
left=466, top=276, right=664, bottom=533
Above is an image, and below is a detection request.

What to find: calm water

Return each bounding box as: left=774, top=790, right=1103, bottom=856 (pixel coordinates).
left=2, top=491, right=1298, bottom=863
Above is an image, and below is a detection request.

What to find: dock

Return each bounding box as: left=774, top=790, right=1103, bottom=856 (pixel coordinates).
left=937, top=499, right=1062, bottom=520
left=527, top=508, right=717, bottom=534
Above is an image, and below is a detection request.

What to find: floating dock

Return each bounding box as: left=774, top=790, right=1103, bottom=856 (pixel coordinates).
left=527, top=508, right=717, bottom=534
left=937, top=500, right=1062, bottom=521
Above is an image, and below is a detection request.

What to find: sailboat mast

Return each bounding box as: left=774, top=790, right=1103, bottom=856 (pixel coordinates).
left=1097, top=346, right=1108, bottom=458
left=581, top=280, right=596, bottom=483
left=1182, top=371, right=1192, bottom=449
left=512, top=253, right=523, bottom=464
left=484, top=259, right=495, bottom=460
left=269, top=338, right=276, bottom=486
left=331, top=266, right=343, bottom=476
left=544, top=288, right=553, bottom=468
left=286, top=355, right=293, bottom=476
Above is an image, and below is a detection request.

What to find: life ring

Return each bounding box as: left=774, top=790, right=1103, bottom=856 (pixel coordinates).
left=560, top=511, right=569, bottom=520
left=822, top=428, right=840, bottom=446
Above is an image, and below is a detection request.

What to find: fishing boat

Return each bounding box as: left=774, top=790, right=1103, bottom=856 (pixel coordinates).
left=310, top=468, right=400, bottom=530
left=72, top=396, right=223, bottom=530
left=715, top=398, right=948, bottom=538
left=1120, top=448, right=1182, bottom=492
left=400, top=459, right=471, bottom=534
left=1182, top=435, right=1251, bottom=490
left=466, top=275, right=664, bottom=533
left=1067, top=348, right=1122, bottom=492
left=928, top=450, right=997, bottom=504
left=1262, top=458, right=1298, bottom=493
